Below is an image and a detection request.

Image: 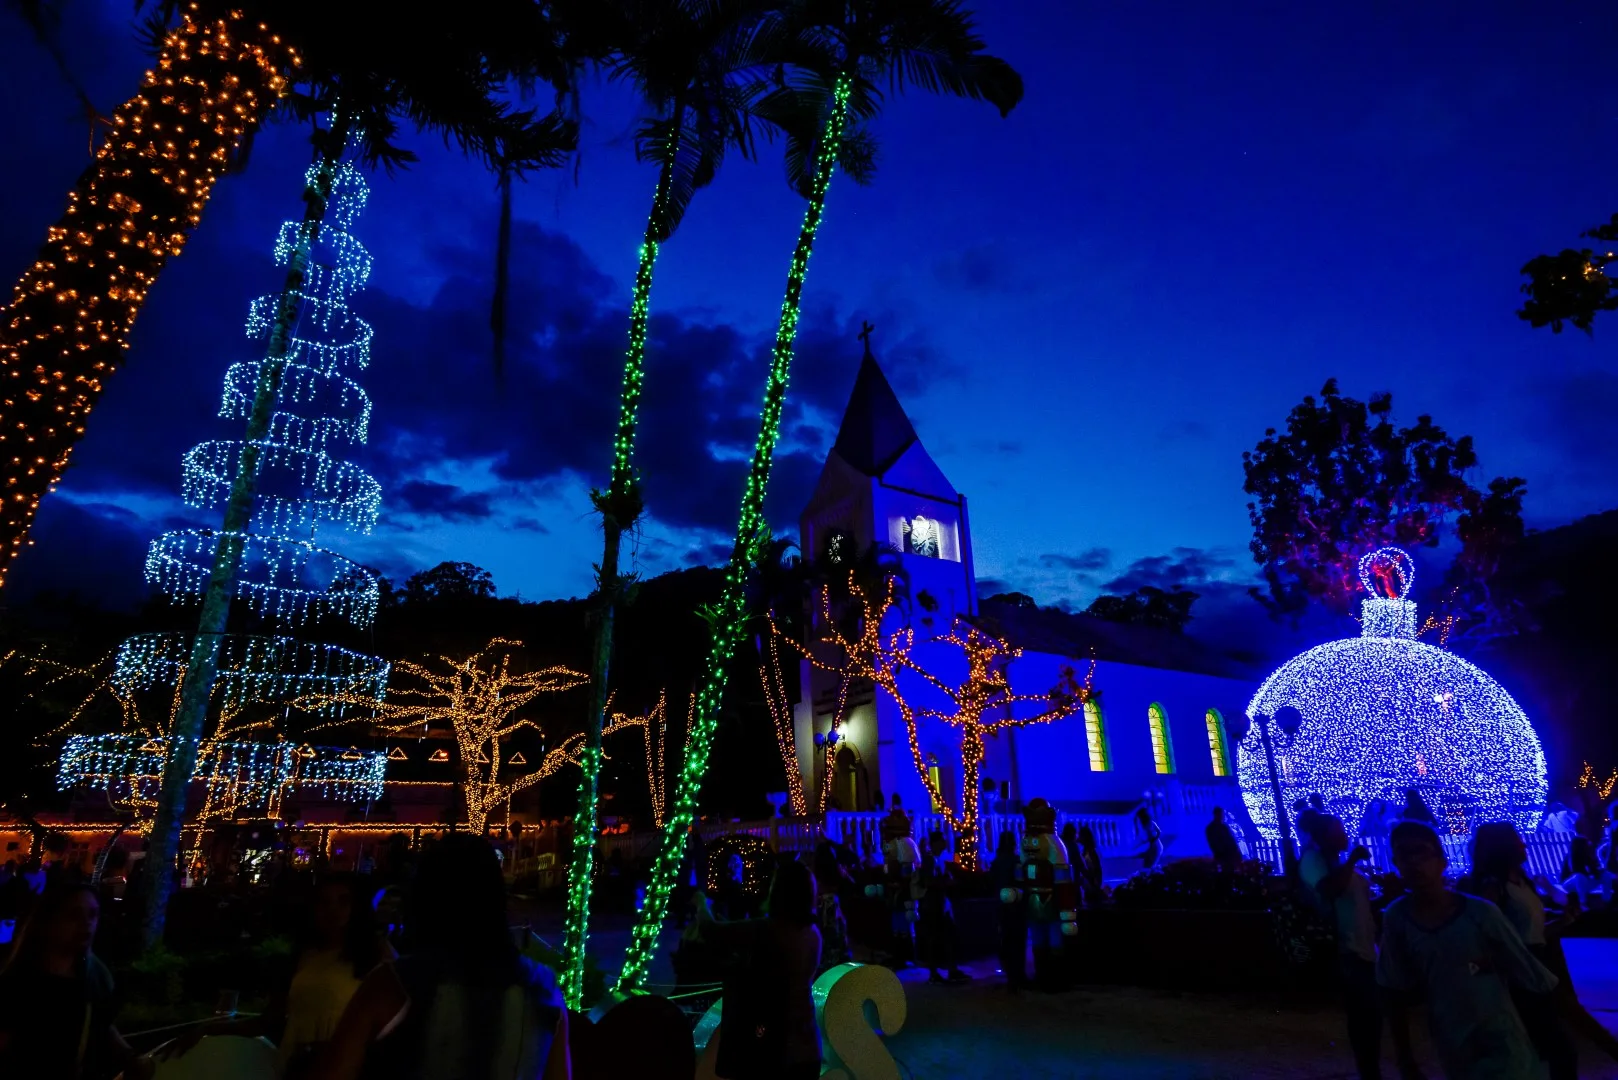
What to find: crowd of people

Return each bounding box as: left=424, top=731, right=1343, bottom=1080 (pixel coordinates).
left=1294, top=808, right=1618, bottom=1080
left=2, top=791, right=1617, bottom=1080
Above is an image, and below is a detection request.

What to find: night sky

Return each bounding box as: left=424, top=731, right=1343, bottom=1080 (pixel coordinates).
left=4, top=2, right=1617, bottom=652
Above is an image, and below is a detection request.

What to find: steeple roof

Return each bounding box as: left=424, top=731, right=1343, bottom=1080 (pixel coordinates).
left=831, top=341, right=920, bottom=477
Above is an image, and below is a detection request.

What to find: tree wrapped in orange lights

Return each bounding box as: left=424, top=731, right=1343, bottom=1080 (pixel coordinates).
left=792, top=580, right=1093, bottom=871
left=305, top=639, right=651, bottom=834
left=780, top=569, right=903, bottom=815
left=0, top=10, right=293, bottom=582
left=884, top=621, right=1092, bottom=870
left=0, top=3, right=577, bottom=587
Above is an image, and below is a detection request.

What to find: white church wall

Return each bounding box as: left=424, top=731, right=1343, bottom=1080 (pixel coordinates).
left=865, top=646, right=1252, bottom=816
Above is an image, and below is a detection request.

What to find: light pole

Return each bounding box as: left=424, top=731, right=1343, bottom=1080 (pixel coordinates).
left=1227, top=706, right=1303, bottom=875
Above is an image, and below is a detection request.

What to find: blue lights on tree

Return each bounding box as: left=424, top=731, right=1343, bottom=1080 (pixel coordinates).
left=1242, top=547, right=1547, bottom=841
left=98, top=159, right=390, bottom=810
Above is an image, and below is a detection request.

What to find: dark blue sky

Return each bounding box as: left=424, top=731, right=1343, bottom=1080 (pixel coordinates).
left=4, top=1, right=1617, bottom=646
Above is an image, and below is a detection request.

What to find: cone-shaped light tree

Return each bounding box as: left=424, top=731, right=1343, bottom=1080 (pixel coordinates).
left=559, top=0, right=786, bottom=1008
left=0, top=0, right=575, bottom=587
left=614, top=0, right=1022, bottom=993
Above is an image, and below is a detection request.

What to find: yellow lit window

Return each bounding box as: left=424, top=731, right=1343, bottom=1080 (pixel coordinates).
left=1084, top=700, right=1111, bottom=771
left=1148, top=703, right=1176, bottom=774
left=1205, top=708, right=1231, bottom=777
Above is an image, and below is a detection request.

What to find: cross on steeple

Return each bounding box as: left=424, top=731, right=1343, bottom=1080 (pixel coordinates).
left=858, top=320, right=875, bottom=359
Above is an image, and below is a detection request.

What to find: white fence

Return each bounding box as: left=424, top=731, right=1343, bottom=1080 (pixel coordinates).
left=1245, top=832, right=1575, bottom=877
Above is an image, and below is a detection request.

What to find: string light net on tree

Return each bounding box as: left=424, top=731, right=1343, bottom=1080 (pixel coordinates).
left=1243, top=547, right=1547, bottom=848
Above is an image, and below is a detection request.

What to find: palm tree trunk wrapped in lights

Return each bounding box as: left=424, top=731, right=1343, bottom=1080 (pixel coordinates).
left=615, top=73, right=853, bottom=993
left=560, top=0, right=780, bottom=1009
left=0, top=1, right=576, bottom=590
left=615, top=0, right=1023, bottom=989
left=0, top=11, right=293, bottom=585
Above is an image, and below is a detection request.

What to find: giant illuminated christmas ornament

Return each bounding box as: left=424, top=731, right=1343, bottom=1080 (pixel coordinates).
left=106, top=157, right=389, bottom=800
left=1242, top=547, right=1547, bottom=840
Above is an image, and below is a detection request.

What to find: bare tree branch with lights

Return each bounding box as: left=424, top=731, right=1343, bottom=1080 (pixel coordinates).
left=790, top=579, right=1092, bottom=870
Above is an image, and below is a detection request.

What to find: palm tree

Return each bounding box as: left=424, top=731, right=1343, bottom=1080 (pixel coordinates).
left=556, top=0, right=783, bottom=1010
left=615, top=0, right=1021, bottom=993
left=0, top=0, right=572, bottom=589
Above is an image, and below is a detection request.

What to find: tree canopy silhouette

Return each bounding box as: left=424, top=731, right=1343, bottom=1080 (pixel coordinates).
left=1243, top=379, right=1525, bottom=619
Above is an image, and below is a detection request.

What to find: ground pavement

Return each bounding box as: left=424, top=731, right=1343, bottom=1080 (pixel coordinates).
left=884, top=956, right=1618, bottom=1080
left=528, top=905, right=1618, bottom=1079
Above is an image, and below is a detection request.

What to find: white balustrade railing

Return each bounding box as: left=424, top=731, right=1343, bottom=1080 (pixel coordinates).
left=1244, top=832, right=1575, bottom=878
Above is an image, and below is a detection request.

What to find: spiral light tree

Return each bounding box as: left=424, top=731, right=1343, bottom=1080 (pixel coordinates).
left=130, top=145, right=391, bottom=945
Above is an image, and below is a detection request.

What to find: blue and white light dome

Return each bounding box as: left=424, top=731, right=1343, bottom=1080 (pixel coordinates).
left=1242, top=548, right=1547, bottom=841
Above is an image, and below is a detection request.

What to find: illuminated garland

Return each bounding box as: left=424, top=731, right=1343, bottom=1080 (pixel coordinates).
left=57, top=734, right=386, bottom=807
left=146, top=530, right=381, bottom=628
left=1243, top=547, right=1547, bottom=840
left=616, top=74, right=853, bottom=994
left=1578, top=761, right=1618, bottom=801
left=0, top=8, right=295, bottom=583
left=113, top=632, right=389, bottom=718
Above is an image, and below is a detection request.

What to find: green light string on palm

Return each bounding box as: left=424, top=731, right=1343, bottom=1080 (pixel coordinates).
left=560, top=150, right=672, bottom=1010
left=615, top=73, right=852, bottom=993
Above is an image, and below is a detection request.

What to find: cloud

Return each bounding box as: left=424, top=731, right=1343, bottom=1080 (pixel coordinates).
left=1103, top=546, right=1239, bottom=593
left=933, top=243, right=1024, bottom=294
left=1038, top=547, right=1112, bottom=574
left=1158, top=419, right=1212, bottom=442
left=393, top=480, right=496, bottom=522
left=7, top=497, right=154, bottom=608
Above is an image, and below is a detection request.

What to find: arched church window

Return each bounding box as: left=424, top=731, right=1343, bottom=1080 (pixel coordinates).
left=1148, top=703, right=1176, bottom=775
left=1205, top=708, right=1231, bottom=777
left=1084, top=700, right=1111, bottom=772
left=903, top=514, right=940, bottom=558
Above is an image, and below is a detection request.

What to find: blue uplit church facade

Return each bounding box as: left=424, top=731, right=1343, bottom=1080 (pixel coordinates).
left=792, top=346, right=1257, bottom=842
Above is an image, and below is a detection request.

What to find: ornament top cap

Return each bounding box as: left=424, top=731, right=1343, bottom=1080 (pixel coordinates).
left=1359, top=547, right=1414, bottom=601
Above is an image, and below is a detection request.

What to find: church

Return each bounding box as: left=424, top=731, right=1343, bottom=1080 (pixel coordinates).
left=792, top=343, right=1260, bottom=854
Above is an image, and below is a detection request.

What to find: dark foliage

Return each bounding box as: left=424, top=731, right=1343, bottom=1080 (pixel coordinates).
left=1519, top=214, right=1618, bottom=334
left=1085, top=585, right=1198, bottom=632
left=1243, top=378, right=1525, bottom=619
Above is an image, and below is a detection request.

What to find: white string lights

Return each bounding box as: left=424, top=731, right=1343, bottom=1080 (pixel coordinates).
left=57, top=734, right=387, bottom=806
left=101, top=158, right=394, bottom=803
left=1242, top=547, right=1547, bottom=841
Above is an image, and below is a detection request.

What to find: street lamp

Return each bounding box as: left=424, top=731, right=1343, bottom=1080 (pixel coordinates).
left=1226, top=705, right=1303, bottom=874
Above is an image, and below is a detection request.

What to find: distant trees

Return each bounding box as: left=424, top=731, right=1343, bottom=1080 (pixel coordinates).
left=1243, top=379, right=1525, bottom=619
left=402, top=561, right=498, bottom=604
left=1085, top=586, right=1197, bottom=632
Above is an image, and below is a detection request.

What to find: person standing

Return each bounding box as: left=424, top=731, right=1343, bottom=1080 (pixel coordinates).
left=917, top=832, right=968, bottom=985
left=1379, top=821, right=1555, bottom=1080
left=1206, top=807, right=1243, bottom=872
left=1073, top=825, right=1105, bottom=905
left=989, top=831, right=1025, bottom=990
left=698, top=860, right=823, bottom=1080
left=0, top=882, right=152, bottom=1079
left=1136, top=807, right=1163, bottom=871
left=313, top=835, right=569, bottom=1080
left=1299, top=815, right=1381, bottom=1080
left=1464, top=822, right=1585, bottom=1080
left=166, top=872, right=390, bottom=1076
